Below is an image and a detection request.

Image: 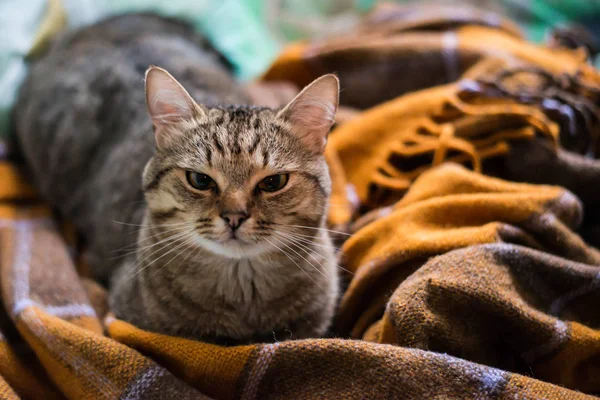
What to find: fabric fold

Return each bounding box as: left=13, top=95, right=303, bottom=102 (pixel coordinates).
left=336, top=164, right=599, bottom=338
left=378, top=243, right=600, bottom=393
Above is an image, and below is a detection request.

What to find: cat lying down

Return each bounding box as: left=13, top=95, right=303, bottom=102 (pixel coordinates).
left=15, top=14, right=340, bottom=344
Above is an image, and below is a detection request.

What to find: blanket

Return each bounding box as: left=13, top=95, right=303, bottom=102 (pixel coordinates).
left=3, top=4, right=600, bottom=400
left=3, top=156, right=600, bottom=399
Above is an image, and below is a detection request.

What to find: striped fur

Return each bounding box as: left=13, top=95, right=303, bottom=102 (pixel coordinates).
left=16, top=14, right=339, bottom=342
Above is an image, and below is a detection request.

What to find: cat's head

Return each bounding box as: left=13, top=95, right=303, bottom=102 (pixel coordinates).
left=142, top=66, right=339, bottom=259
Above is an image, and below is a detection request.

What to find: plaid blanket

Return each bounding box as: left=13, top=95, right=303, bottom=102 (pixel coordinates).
left=3, top=4, right=600, bottom=399
left=3, top=156, right=599, bottom=399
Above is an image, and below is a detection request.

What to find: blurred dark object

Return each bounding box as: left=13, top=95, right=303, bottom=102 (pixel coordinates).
left=359, top=1, right=522, bottom=37
left=548, top=24, right=600, bottom=59
left=498, top=137, right=600, bottom=248
left=462, top=64, right=600, bottom=156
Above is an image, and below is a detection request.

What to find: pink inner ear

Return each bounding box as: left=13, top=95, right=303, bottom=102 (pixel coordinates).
left=148, top=89, right=195, bottom=126
left=146, top=67, right=199, bottom=128
left=281, top=75, right=339, bottom=153
left=288, top=96, right=336, bottom=135
left=145, top=67, right=202, bottom=149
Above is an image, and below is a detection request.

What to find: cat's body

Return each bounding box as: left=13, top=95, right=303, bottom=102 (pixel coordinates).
left=15, top=14, right=339, bottom=342
left=15, top=14, right=249, bottom=284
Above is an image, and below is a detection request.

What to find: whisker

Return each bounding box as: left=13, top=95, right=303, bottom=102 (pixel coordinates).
left=270, top=236, right=328, bottom=279
left=276, top=232, right=354, bottom=276
left=112, top=219, right=193, bottom=229
left=273, top=223, right=354, bottom=237
left=128, top=229, right=194, bottom=270
left=262, top=227, right=323, bottom=242
left=275, top=233, right=330, bottom=273
left=150, top=236, right=198, bottom=278
left=112, top=223, right=196, bottom=253
left=178, top=240, right=202, bottom=268
left=127, top=221, right=197, bottom=235
left=138, top=223, right=197, bottom=244
left=264, top=237, right=317, bottom=284
left=274, top=230, right=340, bottom=251
left=111, top=228, right=194, bottom=260
left=128, top=233, right=197, bottom=280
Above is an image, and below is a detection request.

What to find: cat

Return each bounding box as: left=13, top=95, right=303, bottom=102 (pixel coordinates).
left=15, top=14, right=340, bottom=343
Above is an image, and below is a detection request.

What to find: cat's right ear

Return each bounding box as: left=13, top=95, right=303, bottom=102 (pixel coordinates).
left=145, top=66, right=205, bottom=148
left=276, top=74, right=339, bottom=154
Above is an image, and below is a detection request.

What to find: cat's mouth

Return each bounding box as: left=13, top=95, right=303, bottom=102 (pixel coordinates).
left=219, top=229, right=246, bottom=244
left=215, top=230, right=256, bottom=249
left=222, top=236, right=245, bottom=245
left=203, top=235, right=270, bottom=259
left=192, top=228, right=271, bottom=258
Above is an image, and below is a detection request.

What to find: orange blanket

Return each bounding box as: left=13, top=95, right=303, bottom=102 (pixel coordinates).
left=1, top=159, right=598, bottom=399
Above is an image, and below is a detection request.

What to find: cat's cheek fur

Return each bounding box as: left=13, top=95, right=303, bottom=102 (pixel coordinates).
left=145, top=187, right=184, bottom=220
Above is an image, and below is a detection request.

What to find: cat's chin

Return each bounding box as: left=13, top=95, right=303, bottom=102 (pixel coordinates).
left=193, top=235, right=272, bottom=259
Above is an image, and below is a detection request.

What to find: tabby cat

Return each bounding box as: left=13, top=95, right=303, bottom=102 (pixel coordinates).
left=15, top=14, right=340, bottom=343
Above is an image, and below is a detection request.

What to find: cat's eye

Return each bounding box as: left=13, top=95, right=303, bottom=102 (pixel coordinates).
left=186, top=171, right=216, bottom=191
left=257, top=174, right=289, bottom=193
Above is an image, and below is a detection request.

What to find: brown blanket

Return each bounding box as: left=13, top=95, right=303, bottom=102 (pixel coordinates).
left=2, top=160, right=599, bottom=399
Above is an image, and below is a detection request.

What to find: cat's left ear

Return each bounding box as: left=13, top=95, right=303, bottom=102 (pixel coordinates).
left=145, top=66, right=205, bottom=148
left=277, top=74, right=339, bottom=154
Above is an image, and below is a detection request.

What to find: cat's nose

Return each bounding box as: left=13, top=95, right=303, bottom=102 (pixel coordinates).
left=220, top=212, right=247, bottom=231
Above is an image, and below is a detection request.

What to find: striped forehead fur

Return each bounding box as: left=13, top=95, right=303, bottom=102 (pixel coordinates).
left=144, top=103, right=331, bottom=196
left=174, top=107, right=319, bottom=167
